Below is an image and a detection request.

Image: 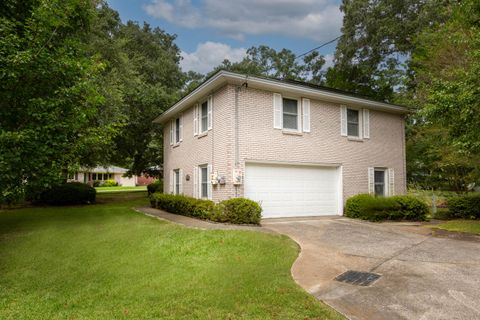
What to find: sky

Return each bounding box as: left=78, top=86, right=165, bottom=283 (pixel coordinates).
left=107, top=0, right=344, bottom=74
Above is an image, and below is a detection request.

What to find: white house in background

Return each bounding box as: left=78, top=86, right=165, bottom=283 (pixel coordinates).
left=68, top=166, right=137, bottom=187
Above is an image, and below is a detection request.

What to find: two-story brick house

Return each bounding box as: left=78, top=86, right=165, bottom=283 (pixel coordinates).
left=154, top=71, right=408, bottom=218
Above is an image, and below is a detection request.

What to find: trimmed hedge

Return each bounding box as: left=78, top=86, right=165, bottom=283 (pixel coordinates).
left=448, top=194, right=480, bottom=219
left=147, top=180, right=163, bottom=195
left=150, top=193, right=262, bottom=225
left=38, top=182, right=96, bottom=205
left=345, top=194, right=428, bottom=222
left=214, top=198, right=262, bottom=224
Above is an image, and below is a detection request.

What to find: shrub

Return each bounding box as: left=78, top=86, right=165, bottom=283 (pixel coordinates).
left=38, top=182, right=96, bottom=205
left=149, top=193, right=261, bottom=225
left=390, top=195, right=429, bottom=221
left=345, top=194, right=428, bottom=222
left=147, top=180, right=163, bottom=195
left=102, top=179, right=118, bottom=187
left=448, top=194, right=480, bottom=219
left=93, top=180, right=101, bottom=187
left=213, top=198, right=262, bottom=224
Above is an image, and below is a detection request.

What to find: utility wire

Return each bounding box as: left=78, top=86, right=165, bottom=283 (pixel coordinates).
left=294, top=35, right=342, bottom=60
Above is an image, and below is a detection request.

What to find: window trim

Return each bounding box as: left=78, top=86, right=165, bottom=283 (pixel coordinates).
left=282, top=97, right=301, bottom=132
left=346, top=107, right=361, bottom=138
left=199, top=165, right=208, bottom=199
left=174, top=169, right=180, bottom=195
left=200, top=100, right=209, bottom=134
left=374, top=168, right=387, bottom=197
left=175, top=117, right=180, bottom=144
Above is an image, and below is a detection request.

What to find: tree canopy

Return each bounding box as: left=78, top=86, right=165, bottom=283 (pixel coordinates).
left=0, top=0, right=117, bottom=202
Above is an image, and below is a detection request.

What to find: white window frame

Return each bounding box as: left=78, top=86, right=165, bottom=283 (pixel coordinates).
left=374, top=168, right=387, bottom=197
left=200, top=100, right=209, bottom=134
left=199, top=165, right=209, bottom=199
left=346, top=107, right=362, bottom=138
left=175, top=117, right=180, bottom=144
left=282, top=97, right=301, bottom=132
left=174, top=169, right=180, bottom=195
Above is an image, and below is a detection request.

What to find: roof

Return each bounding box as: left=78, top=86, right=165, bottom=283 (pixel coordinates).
left=154, top=70, right=410, bottom=124
left=81, top=166, right=129, bottom=174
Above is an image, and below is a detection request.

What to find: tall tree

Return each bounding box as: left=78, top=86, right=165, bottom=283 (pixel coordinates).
left=327, top=0, right=449, bottom=102
left=405, top=0, right=480, bottom=191
left=209, top=45, right=327, bottom=85
left=0, top=0, right=116, bottom=203
left=89, top=2, right=184, bottom=177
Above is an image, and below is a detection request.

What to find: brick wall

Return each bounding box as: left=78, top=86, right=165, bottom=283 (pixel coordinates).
left=163, top=84, right=406, bottom=203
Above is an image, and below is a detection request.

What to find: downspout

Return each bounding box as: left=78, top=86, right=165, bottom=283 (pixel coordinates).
left=234, top=86, right=240, bottom=197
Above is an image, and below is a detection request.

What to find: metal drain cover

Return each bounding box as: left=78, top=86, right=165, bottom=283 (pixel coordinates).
left=335, top=270, right=381, bottom=286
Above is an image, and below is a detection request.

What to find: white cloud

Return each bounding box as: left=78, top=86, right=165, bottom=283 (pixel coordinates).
left=143, top=0, right=343, bottom=42
left=180, top=41, right=247, bottom=73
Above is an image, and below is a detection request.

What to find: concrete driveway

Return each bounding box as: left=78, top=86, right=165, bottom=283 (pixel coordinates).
left=262, top=217, right=480, bottom=320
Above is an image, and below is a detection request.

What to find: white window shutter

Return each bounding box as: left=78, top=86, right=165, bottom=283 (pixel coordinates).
left=207, top=95, right=213, bottom=130
left=179, top=169, right=183, bottom=194
left=169, top=120, right=174, bottom=145
left=340, top=105, right=347, bottom=136
left=368, top=167, right=374, bottom=195
left=193, top=166, right=198, bottom=198
left=302, top=98, right=310, bottom=132
left=169, top=170, right=174, bottom=194
left=207, top=164, right=213, bottom=200
left=388, top=168, right=395, bottom=196
left=273, top=93, right=282, bottom=129
left=193, top=104, right=198, bottom=136
left=363, top=109, right=370, bottom=139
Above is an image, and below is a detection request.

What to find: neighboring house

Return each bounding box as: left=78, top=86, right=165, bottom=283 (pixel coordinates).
left=68, top=166, right=137, bottom=187
left=154, top=71, right=409, bottom=218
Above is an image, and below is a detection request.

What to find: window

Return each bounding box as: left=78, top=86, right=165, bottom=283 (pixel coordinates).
left=175, top=117, right=180, bottom=143
left=347, top=109, right=359, bottom=137
left=282, top=98, right=298, bottom=130
left=174, top=169, right=180, bottom=195
left=200, top=166, right=208, bottom=198
left=201, top=101, right=208, bottom=133
left=374, top=169, right=386, bottom=196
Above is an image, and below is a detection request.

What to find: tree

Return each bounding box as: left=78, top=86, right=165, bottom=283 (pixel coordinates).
left=88, top=2, right=184, bottom=177
left=0, top=0, right=117, bottom=203
left=406, top=0, right=480, bottom=191
left=327, top=0, right=449, bottom=102
left=412, top=0, right=480, bottom=154
left=209, top=45, right=327, bottom=85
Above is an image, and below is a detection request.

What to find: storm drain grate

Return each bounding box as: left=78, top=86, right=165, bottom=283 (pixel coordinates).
left=335, top=270, right=381, bottom=286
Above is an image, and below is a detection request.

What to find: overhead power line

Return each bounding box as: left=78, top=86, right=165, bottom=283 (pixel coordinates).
left=295, top=35, right=342, bottom=60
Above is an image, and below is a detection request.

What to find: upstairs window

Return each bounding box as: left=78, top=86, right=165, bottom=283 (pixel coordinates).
left=282, top=98, right=299, bottom=130
left=201, top=101, right=208, bottom=133
left=175, top=117, right=180, bottom=144
left=347, top=109, right=359, bottom=137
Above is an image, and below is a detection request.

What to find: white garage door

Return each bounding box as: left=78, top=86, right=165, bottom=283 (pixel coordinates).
left=245, top=163, right=340, bottom=218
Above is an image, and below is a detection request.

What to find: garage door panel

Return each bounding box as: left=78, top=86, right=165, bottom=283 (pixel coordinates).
left=245, top=163, right=340, bottom=218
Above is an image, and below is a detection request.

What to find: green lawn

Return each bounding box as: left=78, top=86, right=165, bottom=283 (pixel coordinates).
left=434, top=220, right=480, bottom=235
left=95, top=186, right=147, bottom=193
left=0, top=192, right=342, bottom=319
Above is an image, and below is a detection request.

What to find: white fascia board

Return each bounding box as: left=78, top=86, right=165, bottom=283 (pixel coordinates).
left=154, top=71, right=409, bottom=124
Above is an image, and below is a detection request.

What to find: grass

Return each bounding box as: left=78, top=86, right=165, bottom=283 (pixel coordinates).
left=95, top=186, right=147, bottom=193
left=434, top=220, right=480, bottom=235
left=0, top=192, right=342, bottom=319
